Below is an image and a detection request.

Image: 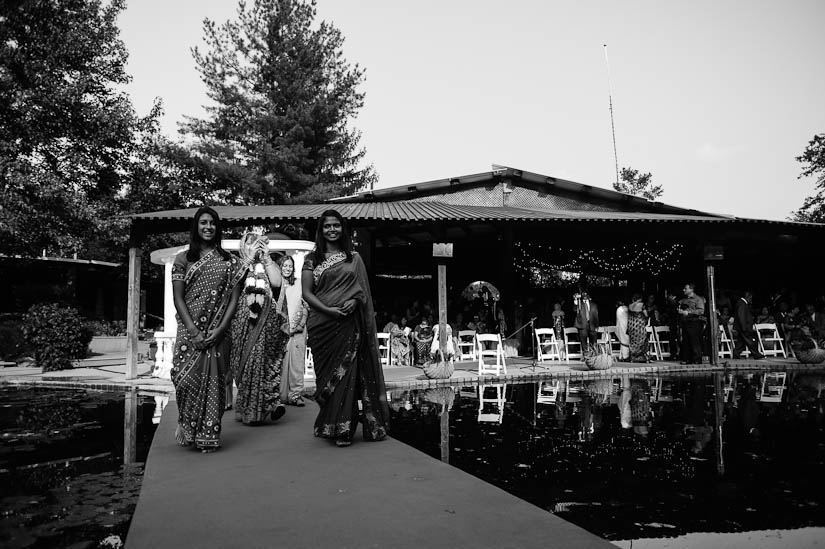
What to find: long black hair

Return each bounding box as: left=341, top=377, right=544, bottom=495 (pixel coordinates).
left=313, top=209, right=353, bottom=261
left=186, top=206, right=231, bottom=262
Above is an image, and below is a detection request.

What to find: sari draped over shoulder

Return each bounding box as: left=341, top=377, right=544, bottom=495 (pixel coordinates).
left=171, top=249, right=243, bottom=450
left=304, top=251, right=390, bottom=441
left=229, top=265, right=290, bottom=424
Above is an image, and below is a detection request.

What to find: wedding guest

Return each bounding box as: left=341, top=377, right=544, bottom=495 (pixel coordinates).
left=301, top=210, right=389, bottom=447
left=732, top=291, right=764, bottom=360
left=279, top=254, right=308, bottom=407
left=678, top=283, right=706, bottom=365
left=574, top=290, right=600, bottom=349
left=171, top=207, right=242, bottom=453
left=230, top=233, right=289, bottom=425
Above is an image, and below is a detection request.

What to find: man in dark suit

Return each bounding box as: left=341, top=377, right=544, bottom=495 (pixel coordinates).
left=733, top=291, right=764, bottom=359
left=574, top=290, right=599, bottom=349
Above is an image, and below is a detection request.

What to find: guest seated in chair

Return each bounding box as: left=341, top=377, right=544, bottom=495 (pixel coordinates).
left=383, top=314, right=411, bottom=367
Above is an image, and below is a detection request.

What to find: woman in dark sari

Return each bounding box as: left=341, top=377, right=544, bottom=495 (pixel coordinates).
left=171, top=207, right=243, bottom=453
left=627, top=293, right=650, bottom=363
left=301, top=210, right=390, bottom=447
left=229, top=233, right=290, bottom=425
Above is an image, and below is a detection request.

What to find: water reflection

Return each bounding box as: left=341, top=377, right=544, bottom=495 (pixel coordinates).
left=387, top=368, right=825, bottom=543
left=0, top=387, right=163, bottom=548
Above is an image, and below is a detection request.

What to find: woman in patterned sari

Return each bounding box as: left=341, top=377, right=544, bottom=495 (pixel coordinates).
left=301, top=210, right=390, bottom=447
left=627, top=293, right=650, bottom=363
left=172, top=207, right=243, bottom=453
left=229, top=233, right=290, bottom=425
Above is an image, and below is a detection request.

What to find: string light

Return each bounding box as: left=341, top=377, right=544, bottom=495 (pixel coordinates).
left=514, top=241, right=685, bottom=286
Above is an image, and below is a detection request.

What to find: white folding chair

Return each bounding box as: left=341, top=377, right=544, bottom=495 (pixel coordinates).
left=646, top=325, right=661, bottom=360
left=376, top=332, right=392, bottom=367
left=304, top=346, right=315, bottom=380
left=759, top=372, right=787, bottom=403
left=563, top=327, right=583, bottom=362
left=478, top=384, right=506, bottom=423
left=565, top=378, right=585, bottom=403
left=476, top=333, right=507, bottom=376
left=537, top=380, right=561, bottom=404
left=718, top=325, right=734, bottom=358
left=535, top=328, right=561, bottom=362
left=651, top=377, right=674, bottom=402
left=653, top=326, right=672, bottom=359
left=755, top=323, right=786, bottom=358
left=457, top=329, right=477, bottom=361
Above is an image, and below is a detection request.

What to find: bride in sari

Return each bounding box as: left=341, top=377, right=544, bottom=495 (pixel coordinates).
left=301, top=210, right=390, bottom=447
left=171, top=207, right=243, bottom=453
left=229, top=232, right=290, bottom=425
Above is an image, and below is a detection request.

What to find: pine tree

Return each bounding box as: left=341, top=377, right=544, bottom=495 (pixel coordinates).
left=182, top=0, right=376, bottom=204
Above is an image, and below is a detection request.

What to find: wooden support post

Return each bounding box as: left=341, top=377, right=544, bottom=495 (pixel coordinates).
left=713, top=372, right=725, bottom=476
left=438, top=263, right=448, bottom=353
left=706, top=263, right=719, bottom=366
left=124, top=388, right=137, bottom=465
left=126, top=245, right=142, bottom=380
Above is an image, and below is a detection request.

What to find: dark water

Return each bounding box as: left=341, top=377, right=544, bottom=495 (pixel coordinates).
left=0, top=387, right=165, bottom=549
left=388, top=369, right=825, bottom=545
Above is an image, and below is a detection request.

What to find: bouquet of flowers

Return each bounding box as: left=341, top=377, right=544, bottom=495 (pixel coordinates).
left=240, top=231, right=270, bottom=325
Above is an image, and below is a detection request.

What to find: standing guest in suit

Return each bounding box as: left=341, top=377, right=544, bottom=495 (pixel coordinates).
left=574, top=290, right=599, bottom=350
left=733, top=291, right=764, bottom=359
left=678, top=283, right=707, bottom=364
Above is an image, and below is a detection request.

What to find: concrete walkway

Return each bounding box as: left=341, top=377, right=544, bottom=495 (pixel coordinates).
left=126, top=400, right=614, bottom=549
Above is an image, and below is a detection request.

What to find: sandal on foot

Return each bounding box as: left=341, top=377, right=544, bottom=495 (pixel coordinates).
left=271, top=404, right=286, bottom=422
left=335, top=439, right=352, bottom=447
left=288, top=395, right=306, bottom=407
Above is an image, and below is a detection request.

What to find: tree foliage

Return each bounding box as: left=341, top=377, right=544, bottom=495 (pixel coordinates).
left=613, top=167, right=663, bottom=201
left=0, top=0, right=160, bottom=260
left=792, top=133, right=825, bottom=223
left=182, top=0, right=376, bottom=204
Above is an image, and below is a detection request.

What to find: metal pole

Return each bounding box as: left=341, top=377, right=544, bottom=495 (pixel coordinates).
left=604, top=44, right=620, bottom=187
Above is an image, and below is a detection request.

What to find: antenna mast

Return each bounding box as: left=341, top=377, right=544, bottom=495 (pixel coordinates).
left=603, top=44, right=619, bottom=188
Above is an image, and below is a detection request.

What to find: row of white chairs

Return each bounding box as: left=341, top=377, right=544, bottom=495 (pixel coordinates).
left=534, top=325, right=673, bottom=362
left=718, top=323, right=787, bottom=359
left=377, top=330, right=508, bottom=377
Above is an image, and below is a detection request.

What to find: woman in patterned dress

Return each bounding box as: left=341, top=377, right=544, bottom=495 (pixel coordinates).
left=301, top=210, right=390, bottom=447
left=229, top=233, right=290, bottom=425
left=627, top=293, right=650, bottom=363
left=171, top=207, right=243, bottom=453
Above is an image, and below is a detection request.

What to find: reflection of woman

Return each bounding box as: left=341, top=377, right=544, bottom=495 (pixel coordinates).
left=279, top=255, right=308, bottom=407
left=628, top=293, right=650, bottom=363
left=230, top=233, right=289, bottom=425
left=383, top=316, right=411, bottom=366
left=301, top=210, right=390, bottom=447
left=171, top=207, right=242, bottom=453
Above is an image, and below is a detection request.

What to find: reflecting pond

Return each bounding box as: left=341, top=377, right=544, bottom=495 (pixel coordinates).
left=0, top=387, right=165, bottom=549
left=388, top=369, right=825, bottom=546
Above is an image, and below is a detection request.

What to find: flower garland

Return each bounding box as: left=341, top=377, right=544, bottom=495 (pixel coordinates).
left=244, top=259, right=269, bottom=324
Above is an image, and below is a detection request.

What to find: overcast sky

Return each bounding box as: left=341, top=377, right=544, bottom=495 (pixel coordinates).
left=119, top=0, right=825, bottom=221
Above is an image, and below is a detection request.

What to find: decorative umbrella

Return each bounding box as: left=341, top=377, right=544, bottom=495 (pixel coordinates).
left=461, top=281, right=501, bottom=301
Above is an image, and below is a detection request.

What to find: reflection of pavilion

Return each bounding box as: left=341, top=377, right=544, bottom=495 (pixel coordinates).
left=478, top=384, right=506, bottom=423
left=149, top=238, right=314, bottom=379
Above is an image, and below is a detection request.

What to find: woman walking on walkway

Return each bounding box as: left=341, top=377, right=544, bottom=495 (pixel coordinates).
left=279, top=254, right=308, bottom=407
left=302, top=210, right=390, bottom=447
left=171, top=207, right=242, bottom=452
left=229, top=232, right=289, bottom=425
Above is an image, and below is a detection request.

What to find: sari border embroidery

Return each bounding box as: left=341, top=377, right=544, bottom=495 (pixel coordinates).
left=313, top=252, right=347, bottom=284
left=184, top=248, right=217, bottom=285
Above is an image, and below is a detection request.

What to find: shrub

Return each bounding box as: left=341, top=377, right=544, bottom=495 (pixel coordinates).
left=22, top=304, right=93, bottom=372
left=85, top=319, right=127, bottom=336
